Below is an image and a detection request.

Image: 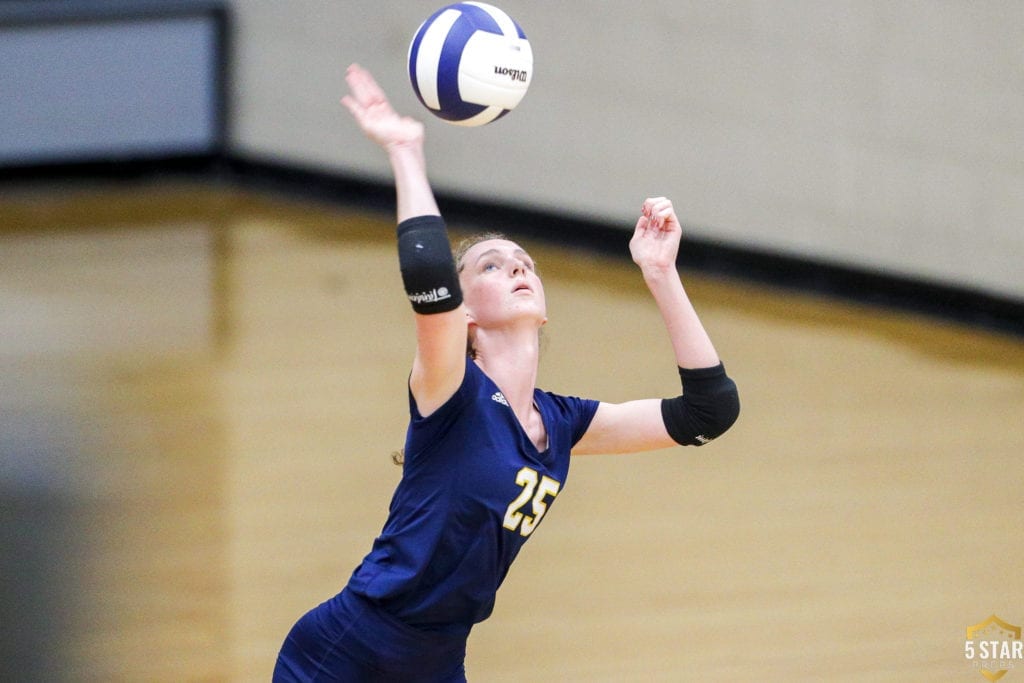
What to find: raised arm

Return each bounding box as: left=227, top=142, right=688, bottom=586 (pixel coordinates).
left=630, top=197, right=721, bottom=369
left=341, top=64, right=467, bottom=415
left=573, top=197, right=739, bottom=455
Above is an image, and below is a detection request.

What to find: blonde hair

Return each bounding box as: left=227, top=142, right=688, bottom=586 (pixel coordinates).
left=453, top=231, right=509, bottom=272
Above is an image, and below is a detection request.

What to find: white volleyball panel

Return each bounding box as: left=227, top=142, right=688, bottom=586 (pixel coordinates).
left=457, top=32, right=532, bottom=109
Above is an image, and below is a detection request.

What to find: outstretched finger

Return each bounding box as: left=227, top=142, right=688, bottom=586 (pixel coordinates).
left=346, top=63, right=388, bottom=107
left=340, top=94, right=359, bottom=114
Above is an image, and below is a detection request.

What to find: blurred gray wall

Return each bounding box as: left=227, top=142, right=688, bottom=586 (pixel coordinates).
left=1, top=1, right=1019, bottom=300
left=229, top=1, right=1023, bottom=300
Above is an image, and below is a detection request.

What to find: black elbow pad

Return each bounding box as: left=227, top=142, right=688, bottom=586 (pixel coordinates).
left=660, top=363, right=740, bottom=446
left=397, top=215, right=463, bottom=314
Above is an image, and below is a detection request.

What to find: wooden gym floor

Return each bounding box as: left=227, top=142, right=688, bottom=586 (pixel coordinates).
left=1, top=180, right=1021, bottom=682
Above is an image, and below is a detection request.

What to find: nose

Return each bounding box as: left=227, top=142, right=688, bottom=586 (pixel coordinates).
left=510, top=259, right=525, bottom=276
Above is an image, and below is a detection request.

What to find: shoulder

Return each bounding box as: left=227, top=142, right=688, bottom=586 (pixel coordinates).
left=410, top=356, right=486, bottom=420
left=536, top=388, right=600, bottom=445
left=537, top=388, right=599, bottom=416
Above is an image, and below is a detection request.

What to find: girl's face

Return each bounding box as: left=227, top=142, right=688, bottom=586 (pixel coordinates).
left=458, top=238, right=547, bottom=329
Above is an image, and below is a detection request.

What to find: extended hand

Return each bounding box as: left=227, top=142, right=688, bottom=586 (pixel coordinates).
left=629, top=197, right=683, bottom=273
left=341, top=63, right=424, bottom=151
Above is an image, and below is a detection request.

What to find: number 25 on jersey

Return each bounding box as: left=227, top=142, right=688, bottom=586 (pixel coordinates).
left=503, top=466, right=560, bottom=537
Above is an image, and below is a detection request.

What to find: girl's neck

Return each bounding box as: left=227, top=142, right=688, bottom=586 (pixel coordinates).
left=473, top=329, right=540, bottom=415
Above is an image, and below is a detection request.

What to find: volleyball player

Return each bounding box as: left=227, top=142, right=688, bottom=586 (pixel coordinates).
left=272, top=63, right=740, bottom=682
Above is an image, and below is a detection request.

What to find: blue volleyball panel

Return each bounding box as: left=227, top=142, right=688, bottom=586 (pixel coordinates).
left=451, top=3, right=503, bottom=35
left=436, top=12, right=489, bottom=121
left=408, top=24, right=427, bottom=107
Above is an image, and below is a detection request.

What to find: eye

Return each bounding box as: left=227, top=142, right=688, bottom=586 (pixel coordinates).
left=482, top=261, right=499, bottom=272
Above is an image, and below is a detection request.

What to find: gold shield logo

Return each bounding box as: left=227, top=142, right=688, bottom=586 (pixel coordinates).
left=965, top=615, right=1023, bottom=681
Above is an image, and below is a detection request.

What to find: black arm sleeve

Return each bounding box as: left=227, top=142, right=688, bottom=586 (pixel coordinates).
left=660, top=362, right=740, bottom=446
left=396, top=215, right=463, bottom=314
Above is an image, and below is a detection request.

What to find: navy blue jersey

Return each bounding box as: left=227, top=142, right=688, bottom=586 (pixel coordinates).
left=347, top=357, right=599, bottom=631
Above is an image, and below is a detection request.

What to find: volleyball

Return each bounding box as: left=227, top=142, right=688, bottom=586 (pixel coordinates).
left=408, top=2, right=532, bottom=127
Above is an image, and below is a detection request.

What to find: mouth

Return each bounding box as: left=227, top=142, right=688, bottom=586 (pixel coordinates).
left=512, top=282, right=532, bottom=294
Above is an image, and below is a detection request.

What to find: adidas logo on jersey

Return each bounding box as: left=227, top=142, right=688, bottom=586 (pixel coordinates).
left=491, top=392, right=509, bottom=406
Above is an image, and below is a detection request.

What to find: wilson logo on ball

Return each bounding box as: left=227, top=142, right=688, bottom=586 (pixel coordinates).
left=493, top=66, right=528, bottom=82
left=408, top=2, right=533, bottom=127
